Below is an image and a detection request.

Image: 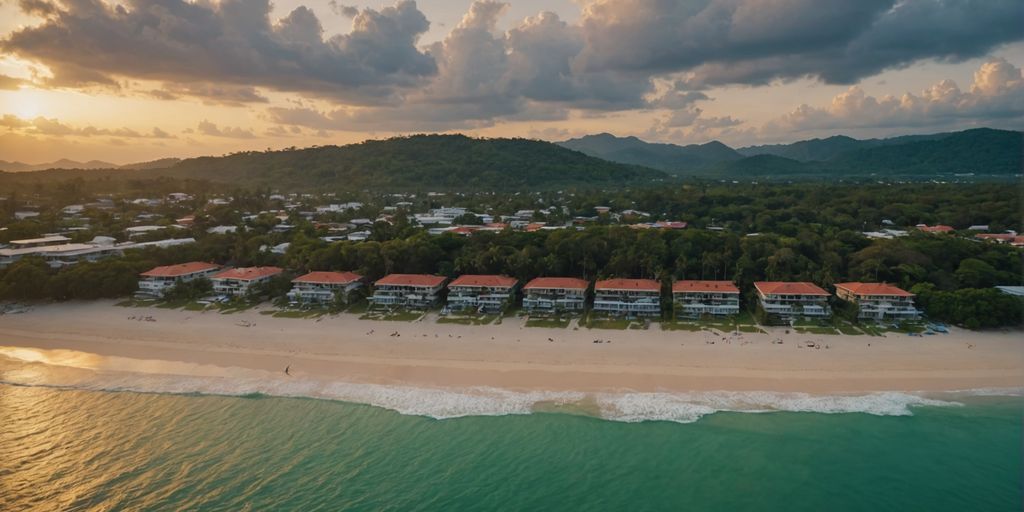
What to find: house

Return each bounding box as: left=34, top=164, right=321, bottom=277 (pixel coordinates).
left=522, top=277, right=589, bottom=314
left=654, top=221, right=687, bottom=230
left=916, top=224, right=954, bottom=233
left=287, top=271, right=364, bottom=305
left=0, top=237, right=123, bottom=269
left=369, top=274, right=448, bottom=309
left=210, top=267, right=283, bottom=297
left=137, top=262, right=221, bottom=298
left=672, top=280, right=740, bottom=317
left=207, top=225, right=238, bottom=234
left=754, top=282, right=831, bottom=319
left=995, top=286, right=1024, bottom=297
left=593, top=278, right=662, bottom=317
left=834, top=282, right=920, bottom=321
left=446, top=275, right=519, bottom=313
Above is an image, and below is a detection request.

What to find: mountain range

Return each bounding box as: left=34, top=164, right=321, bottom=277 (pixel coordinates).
left=559, top=128, right=1021, bottom=176
left=1, top=129, right=1019, bottom=191
left=0, top=157, right=182, bottom=172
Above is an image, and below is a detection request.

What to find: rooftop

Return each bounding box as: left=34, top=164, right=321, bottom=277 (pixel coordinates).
left=292, top=271, right=363, bottom=285
left=10, top=235, right=71, bottom=246
left=835, top=282, right=913, bottom=297
left=375, top=274, right=448, bottom=287
left=754, top=281, right=829, bottom=296
left=522, top=277, right=589, bottom=290
left=672, top=280, right=740, bottom=293
left=595, top=278, right=661, bottom=292
left=449, top=275, right=519, bottom=288
left=140, top=262, right=220, bottom=278
left=211, top=266, right=283, bottom=281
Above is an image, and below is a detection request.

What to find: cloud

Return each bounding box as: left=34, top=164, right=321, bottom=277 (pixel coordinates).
left=146, top=83, right=269, bottom=106
left=328, top=2, right=360, bottom=18
left=3, top=0, right=436, bottom=103
left=0, top=114, right=31, bottom=128
left=768, top=58, right=1024, bottom=132
left=0, top=114, right=174, bottom=138
left=4, top=0, right=1021, bottom=133
left=576, top=0, right=1023, bottom=88
left=0, top=74, right=24, bottom=90
left=197, top=120, right=257, bottom=139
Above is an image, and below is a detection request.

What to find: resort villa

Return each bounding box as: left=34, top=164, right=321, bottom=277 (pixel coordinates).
left=593, top=278, right=662, bottom=317
left=137, top=262, right=221, bottom=298
left=287, top=271, right=365, bottom=305
left=446, top=275, right=519, bottom=313
left=672, top=280, right=741, bottom=317
left=835, top=282, right=920, bottom=321
left=521, top=277, right=589, bottom=314
left=754, top=281, right=832, bottom=320
left=370, top=274, right=448, bottom=309
left=210, top=267, right=284, bottom=297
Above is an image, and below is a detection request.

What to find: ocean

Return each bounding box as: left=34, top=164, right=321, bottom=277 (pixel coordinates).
left=1, top=351, right=1021, bottom=511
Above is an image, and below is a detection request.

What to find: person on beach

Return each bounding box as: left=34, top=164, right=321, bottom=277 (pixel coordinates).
left=285, top=365, right=291, bottom=376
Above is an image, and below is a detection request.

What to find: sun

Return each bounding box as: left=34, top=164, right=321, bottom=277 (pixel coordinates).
left=0, top=86, right=50, bottom=120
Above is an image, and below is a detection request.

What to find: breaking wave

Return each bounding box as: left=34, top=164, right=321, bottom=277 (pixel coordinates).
left=2, top=347, right=1015, bottom=424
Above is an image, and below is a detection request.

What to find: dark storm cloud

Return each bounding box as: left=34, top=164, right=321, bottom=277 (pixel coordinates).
left=3, top=0, right=436, bottom=103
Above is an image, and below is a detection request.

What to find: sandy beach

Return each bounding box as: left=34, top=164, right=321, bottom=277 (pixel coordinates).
left=0, top=300, right=1021, bottom=394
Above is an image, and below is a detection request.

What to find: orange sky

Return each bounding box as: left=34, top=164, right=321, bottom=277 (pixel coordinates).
left=0, top=1, right=1021, bottom=164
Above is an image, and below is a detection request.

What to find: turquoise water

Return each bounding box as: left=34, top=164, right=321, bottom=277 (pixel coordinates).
left=2, top=384, right=1021, bottom=511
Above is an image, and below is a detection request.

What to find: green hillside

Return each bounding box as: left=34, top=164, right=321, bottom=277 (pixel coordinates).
left=151, top=134, right=665, bottom=190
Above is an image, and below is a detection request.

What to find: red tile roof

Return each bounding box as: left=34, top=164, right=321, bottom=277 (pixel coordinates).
left=375, top=274, right=447, bottom=287
left=595, top=278, right=661, bottom=292
left=449, top=275, right=519, bottom=288
left=654, top=221, right=688, bottom=229
left=917, top=224, right=954, bottom=233
left=754, top=281, right=829, bottom=296
left=140, top=262, right=220, bottom=278
left=976, top=233, right=1016, bottom=241
left=292, top=271, right=363, bottom=285
left=672, top=280, right=739, bottom=293
left=211, top=266, right=283, bottom=281
left=523, top=277, right=589, bottom=290
left=835, top=282, right=913, bottom=297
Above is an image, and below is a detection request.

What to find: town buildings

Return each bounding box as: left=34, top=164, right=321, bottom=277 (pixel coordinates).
left=287, top=271, right=365, bottom=305
left=210, top=267, right=284, bottom=297
left=446, top=275, right=519, bottom=313
left=522, top=277, right=589, bottom=314
left=835, top=282, right=920, bottom=321
left=137, top=262, right=221, bottom=298
left=754, top=281, right=831, bottom=319
left=369, top=274, right=448, bottom=309
left=593, top=278, right=662, bottom=317
left=672, top=280, right=741, bottom=317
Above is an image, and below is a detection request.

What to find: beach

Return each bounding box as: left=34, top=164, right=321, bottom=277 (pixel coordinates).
left=1, top=300, right=1021, bottom=395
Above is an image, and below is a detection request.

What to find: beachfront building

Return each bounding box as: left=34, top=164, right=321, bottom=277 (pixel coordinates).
left=522, top=277, right=589, bottom=314
left=672, top=280, right=741, bottom=318
left=137, top=262, right=221, bottom=298
left=754, top=282, right=831, bottom=320
left=369, top=274, right=447, bottom=309
left=834, top=282, right=920, bottom=321
left=287, top=271, right=365, bottom=305
left=446, top=275, right=519, bottom=313
left=0, top=237, right=124, bottom=269
left=210, top=267, right=284, bottom=297
left=593, top=279, right=662, bottom=317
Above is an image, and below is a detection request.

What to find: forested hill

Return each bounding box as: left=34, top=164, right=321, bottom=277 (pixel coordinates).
left=558, top=133, right=742, bottom=171
left=710, top=128, right=1022, bottom=177
left=559, top=128, right=1021, bottom=177
left=146, top=134, right=666, bottom=190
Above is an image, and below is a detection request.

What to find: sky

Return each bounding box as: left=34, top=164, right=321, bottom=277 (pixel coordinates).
left=0, top=0, right=1021, bottom=164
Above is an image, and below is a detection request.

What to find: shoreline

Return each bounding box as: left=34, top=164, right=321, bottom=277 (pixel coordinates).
left=1, top=300, right=1022, bottom=395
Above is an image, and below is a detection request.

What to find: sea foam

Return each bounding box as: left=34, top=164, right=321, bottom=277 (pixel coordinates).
left=1, top=347, right=1013, bottom=424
